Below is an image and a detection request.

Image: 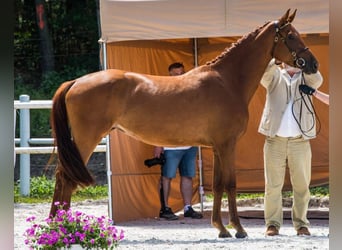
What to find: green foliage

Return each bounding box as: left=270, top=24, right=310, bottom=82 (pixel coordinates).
left=29, top=175, right=55, bottom=199
left=281, top=185, right=329, bottom=198
left=14, top=0, right=101, bottom=138
left=14, top=176, right=108, bottom=203
left=205, top=185, right=329, bottom=201
left=14, top=66, right=89, bottom=138
left=310, top=185, right=329, bottom=197
left=14, top=0, right=100, bottom=87
left=236, top=193, right=264, bottom=199
left=15, top=66, right=90, bottom=100
left=40, top=67, right=89, bottom=98
left=75, top=185, right=109, bottom=199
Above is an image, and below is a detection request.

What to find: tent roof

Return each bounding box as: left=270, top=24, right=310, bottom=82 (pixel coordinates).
left=99, top=0, right=329, bottom=43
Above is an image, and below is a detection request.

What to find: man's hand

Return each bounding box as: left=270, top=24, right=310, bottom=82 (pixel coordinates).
left=274, top=59, right=282, bottom=65
left=154, top=147, right=164, bottom=158
left=299, top=84, right=316, bottom=95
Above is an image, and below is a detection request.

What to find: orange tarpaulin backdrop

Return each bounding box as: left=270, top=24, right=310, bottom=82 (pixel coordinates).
left=107, top=36, right=329, bottom=223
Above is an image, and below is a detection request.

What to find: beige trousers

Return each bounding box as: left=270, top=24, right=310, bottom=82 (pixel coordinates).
left=263, top=135, right=311, bottom=230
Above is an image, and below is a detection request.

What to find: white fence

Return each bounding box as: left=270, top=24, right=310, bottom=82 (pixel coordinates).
left=14, top=95, right=107, bottom=196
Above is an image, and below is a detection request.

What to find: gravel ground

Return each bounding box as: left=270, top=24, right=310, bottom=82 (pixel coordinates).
left=14, top=199, right=329, bottom=250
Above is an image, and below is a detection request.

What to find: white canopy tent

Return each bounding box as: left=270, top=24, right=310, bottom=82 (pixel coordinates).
left=100, top=0, right=328, bottom=42
left=98, top=0, right=329, bottom=222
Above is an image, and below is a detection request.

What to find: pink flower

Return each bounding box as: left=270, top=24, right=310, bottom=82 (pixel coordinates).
left=24, top=201, right=124, bottom=249
left=26, top=216, right=36, bottom=222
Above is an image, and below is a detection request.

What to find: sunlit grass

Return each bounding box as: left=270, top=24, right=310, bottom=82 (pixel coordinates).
left=15, top=176, right=328, bottom=204
left=14, top=175, right=108, bottom=203
left=205, top=185, right=329, bottom=201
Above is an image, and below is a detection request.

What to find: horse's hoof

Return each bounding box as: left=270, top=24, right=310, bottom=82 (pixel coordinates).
left=235, top=231, right=248, bottom=238
left=218, top=231, right=232, bottom=238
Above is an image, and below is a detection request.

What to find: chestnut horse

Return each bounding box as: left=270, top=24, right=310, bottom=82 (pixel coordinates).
left=50, top=9, right=319, bottom=238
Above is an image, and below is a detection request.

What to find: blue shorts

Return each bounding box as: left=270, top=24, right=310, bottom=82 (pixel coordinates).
left=162, top=147, right=198, bottom=178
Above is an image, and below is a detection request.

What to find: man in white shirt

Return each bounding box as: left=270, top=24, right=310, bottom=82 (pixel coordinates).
left=258, top=59, right=323, bottom=236
left=154, top=62, right=203, bottom=221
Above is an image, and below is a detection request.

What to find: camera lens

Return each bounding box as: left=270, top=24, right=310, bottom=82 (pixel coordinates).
left=144, top=153, right=165, bottom=167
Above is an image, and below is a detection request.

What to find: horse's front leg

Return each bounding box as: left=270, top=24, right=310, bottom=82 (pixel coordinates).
left=222, top=143, right=247, bottom=238
left=49, top=169, right=78, bottom=216
left=212, top=152, right=232, bottom=238
left=226, top=187, right=247, bottom=238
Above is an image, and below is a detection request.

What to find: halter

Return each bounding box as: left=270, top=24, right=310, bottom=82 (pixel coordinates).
left=271, top=21, right=309, bottom=68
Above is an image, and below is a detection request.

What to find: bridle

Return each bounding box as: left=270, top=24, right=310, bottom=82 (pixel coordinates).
left=270, top=21, right=320, bottom=137
left=271, top=21, right=309, bottom=69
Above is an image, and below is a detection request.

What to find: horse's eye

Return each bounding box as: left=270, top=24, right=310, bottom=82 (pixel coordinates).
left=288, top=33, right=295, bottom=40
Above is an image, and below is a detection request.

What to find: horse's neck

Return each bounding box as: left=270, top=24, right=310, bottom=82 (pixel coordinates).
left=213, top=25, right=274, bottom=104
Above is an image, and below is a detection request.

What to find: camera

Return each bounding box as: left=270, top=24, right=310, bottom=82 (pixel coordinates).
left=144, top=153, right=166, bottom=167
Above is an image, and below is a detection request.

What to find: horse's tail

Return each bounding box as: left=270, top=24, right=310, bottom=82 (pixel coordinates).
left=51, top=80, right=95, bottom=187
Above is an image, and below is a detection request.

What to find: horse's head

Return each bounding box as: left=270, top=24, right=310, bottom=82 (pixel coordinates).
left=272, top=9, right=319, bottom=74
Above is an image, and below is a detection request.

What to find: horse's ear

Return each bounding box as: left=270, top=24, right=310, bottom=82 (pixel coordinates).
left=278, top=9, right=290, bottom=26
left=287, top=9, right=297, bottom=23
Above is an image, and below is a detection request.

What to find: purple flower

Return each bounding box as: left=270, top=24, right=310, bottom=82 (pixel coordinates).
left=62, top=237, right=70, bottom=244
left=45, top=217, right=52, bottom=224
left=26, top=216, right=36, bottom=222
left=24, top=201, right=124, bottom=249
left=70, top=236, right=76, bottom=244
left=75, top=231, right=86, bottom=241
left=120, top=230, right=125, bottom=240
left=59, top=225, right=68, bottom=234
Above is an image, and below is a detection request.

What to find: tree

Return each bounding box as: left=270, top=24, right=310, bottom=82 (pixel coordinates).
left=15, top=0, right=100, bottom=91
left=35, top=0, right=55, bottom=73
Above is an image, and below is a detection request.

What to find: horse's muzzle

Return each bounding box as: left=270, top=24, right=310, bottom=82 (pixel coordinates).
left=302, top=58, right=319, bottom=74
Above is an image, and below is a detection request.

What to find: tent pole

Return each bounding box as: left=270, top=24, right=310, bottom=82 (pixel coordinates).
left=99, top=39, right=114, bottom=221
left=193, top=38, right=198, bottom=67
left=193, top=38, right=204, bottom=213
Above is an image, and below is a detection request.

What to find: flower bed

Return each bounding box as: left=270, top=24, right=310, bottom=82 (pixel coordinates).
left=24, top=201, right=124, bottom=249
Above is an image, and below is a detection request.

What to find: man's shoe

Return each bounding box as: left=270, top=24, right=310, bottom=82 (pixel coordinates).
left=297, top=227, right=311, bottom=236
left=265, top=225, right=279, bottom=236
left=159, top=207, right=179, bottom=220
left=184, top=206, right=203, bottom=219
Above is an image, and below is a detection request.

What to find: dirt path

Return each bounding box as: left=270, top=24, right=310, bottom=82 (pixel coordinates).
left=14, top=199, right=329, bottom=249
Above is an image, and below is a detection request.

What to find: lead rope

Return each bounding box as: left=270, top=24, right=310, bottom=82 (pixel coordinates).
left=291, top=73, right=321, bottom=137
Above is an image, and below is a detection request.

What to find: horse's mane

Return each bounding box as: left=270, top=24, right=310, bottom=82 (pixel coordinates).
left=206, top=21, right=271, bottom=66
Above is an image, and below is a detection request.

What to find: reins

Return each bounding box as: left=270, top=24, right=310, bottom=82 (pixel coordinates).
left=292, top=74, right=321, bottom=138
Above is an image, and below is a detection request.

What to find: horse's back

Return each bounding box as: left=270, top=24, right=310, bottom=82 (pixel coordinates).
left=63, top=66, right=246, bottom=148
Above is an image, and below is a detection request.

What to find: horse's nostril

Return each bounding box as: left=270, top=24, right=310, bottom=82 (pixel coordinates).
left=313, top=61, right=318, bottom=71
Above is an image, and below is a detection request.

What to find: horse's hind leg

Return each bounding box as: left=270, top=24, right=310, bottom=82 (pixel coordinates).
left=49, top=133, right=104, bottom=216
left=50, top=111, right=111, bottom=216
left=50, top=127, right=106, bottom=216
left=50, top=169, right=78, bottom=216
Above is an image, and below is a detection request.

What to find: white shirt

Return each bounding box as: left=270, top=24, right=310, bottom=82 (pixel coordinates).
left=163, top=146, right=191, bottom=150
left=276, top=70, right=302, bottom=137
